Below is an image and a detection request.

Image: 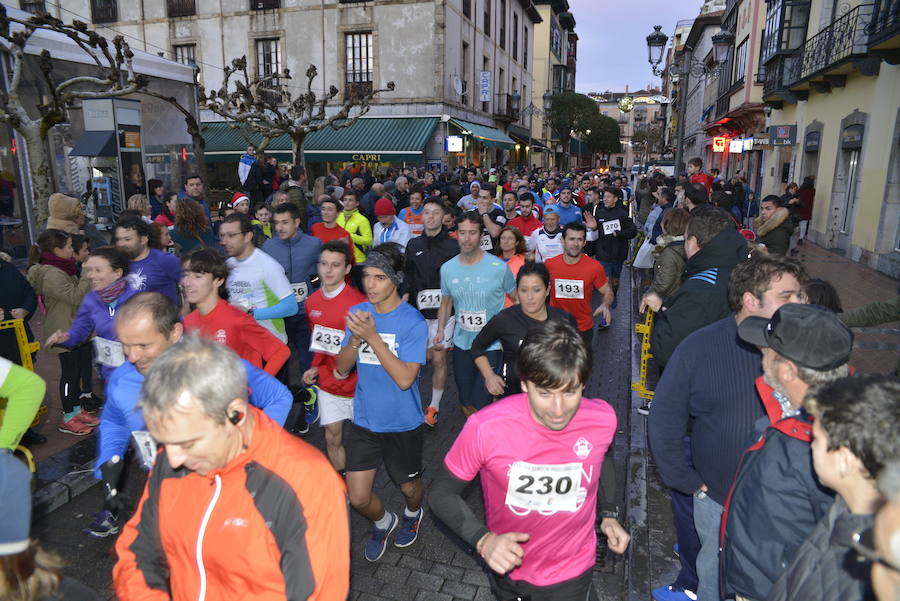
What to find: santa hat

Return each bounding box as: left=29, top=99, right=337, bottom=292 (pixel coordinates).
left=230, top=191, right=250, bottom=209
left=374, top=197, right=396, bottom=217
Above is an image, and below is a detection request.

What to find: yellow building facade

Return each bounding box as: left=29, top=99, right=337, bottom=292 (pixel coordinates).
left=761, top=0, right=900, bottom=276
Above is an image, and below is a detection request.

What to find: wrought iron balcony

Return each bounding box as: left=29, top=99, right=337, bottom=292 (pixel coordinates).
left=763, top=53, right=794, bottom=101
left=786, top=3, right=875, bottom=87
left=867, top=0, right=900, bottom=51
left=492, top=93, right=519, bottom=122
left=167, top=0, right=195, bottom=17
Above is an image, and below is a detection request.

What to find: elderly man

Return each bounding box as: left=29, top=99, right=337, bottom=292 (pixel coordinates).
left=113, top=335, right=349, bottom=601
left=720, top=304, right=852, bottom=601
left=360, top=182, right=384, bottom=219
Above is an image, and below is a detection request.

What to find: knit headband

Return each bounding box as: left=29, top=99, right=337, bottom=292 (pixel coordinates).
left=363, top=250, right=403, bottom=289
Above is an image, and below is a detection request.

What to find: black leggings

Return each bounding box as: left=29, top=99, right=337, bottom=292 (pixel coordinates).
left=58, top=346, right=92, bottom=413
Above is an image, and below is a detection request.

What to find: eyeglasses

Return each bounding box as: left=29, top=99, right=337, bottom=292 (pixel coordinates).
left=851, top=527, right=900, bottom=573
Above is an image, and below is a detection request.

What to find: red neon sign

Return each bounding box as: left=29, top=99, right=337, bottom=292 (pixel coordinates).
left=712, top=137, right=728, bottom=153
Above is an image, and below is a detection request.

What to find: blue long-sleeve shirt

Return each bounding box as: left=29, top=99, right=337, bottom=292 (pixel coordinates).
left=95, top=357, right=291, bottom=477
left=648, top=315, right=764, bottom=505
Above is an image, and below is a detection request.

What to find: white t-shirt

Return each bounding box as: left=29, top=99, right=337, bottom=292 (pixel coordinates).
left=373, top=218, right=412, bottom=251
left=226, top=248, right=294, bottom=342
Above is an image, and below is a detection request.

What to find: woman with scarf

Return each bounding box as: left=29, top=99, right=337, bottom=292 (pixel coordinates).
left=27, top=230, right=93, bottom=435
left=44, top=246, right=138, bottom=385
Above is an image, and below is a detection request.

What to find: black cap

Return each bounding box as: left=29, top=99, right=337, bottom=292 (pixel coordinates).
left=738, top=303, right=854, bottom=370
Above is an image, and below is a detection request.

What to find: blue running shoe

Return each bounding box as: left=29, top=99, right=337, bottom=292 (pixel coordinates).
left=394, top=508, right=424, bottom=548
left=364, top=512, right=398, bottom=561
left=304, top=386, right=320, bottom=425
left=652, top=585, right=697, bottom=601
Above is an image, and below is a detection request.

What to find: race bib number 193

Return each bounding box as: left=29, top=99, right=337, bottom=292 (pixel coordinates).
left=505, top=461, right=582, bottom=512
left=555, top=278, right=585, bottom=299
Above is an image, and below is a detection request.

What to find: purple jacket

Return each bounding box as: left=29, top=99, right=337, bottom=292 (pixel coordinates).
left=64, top=283, right=139, bottom=380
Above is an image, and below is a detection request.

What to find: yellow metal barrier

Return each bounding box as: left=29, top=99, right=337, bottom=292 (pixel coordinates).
left=0, top=319, right=44, bottom=472
left=631, top=310, right=655, bottom=401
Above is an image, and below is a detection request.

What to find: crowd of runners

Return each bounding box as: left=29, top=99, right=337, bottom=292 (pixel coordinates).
left=0, top=157, right=897, bottom=601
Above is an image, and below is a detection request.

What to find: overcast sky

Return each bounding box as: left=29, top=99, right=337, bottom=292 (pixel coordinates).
left=569, top=0, right=704, bottom=94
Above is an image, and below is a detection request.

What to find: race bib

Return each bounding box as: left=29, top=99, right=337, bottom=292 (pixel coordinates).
left=458, top=310, right=487, bottom=332
left=309, top=324, right=344, bottom=355
left=131, top=430, right=158, bottom=471
left=291, top=282, right=309, bottom=304
left=480, top=234, right=494, bottom=251
left=602, top=219, right=621, bottom=235
left=358, top=333, right=398, bottom=365
left=93, top=336, right=124, bottom=368
left=555, top=278, right=584, bottom=299
left=505, top=461, right=582, bottom=512
left=542, top=242, right=562, bottom=257
left=416, top=289, right=442, bottom=311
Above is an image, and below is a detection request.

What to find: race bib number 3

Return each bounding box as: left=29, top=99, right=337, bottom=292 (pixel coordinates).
left=291, top=282, right=309, bottom=304
left=358, top=333, right=398, bottom=365
left=555, top=278, right=585, bottom=299
left=417, top=289, right=441, bottom=311
left=602, top=219, right=621, bottom=235
left=93, top=336, right=125, bottom=368
left=309, top=325, right=344, bottom=355
left=458, top=310, right=487, bottom=332
left=505, top=462, right=582, bottom=512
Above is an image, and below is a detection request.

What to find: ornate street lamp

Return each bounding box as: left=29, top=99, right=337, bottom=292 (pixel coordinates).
left=646, top=25, right=669, bottom=77
left=510, top=91, right=521, bottom=114
left=711, top=29, right=736, bottom=66
left=542, top=91, right=554, bottom=112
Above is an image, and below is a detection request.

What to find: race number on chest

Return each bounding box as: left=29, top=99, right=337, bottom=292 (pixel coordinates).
left=93, top=337, right=125, bottom=368
left=416, top=289, right=441, bottom=311
left=555, top=278, right=585, bottom=299
left=505, top=461, right=582, bottom=512
left=358, top=333, right=398, bottom=365
left=309, top=325, right=344, bottom=355
left=458, top=310, right=487, bottom=332
left=291, top=282, right=309, bottom=304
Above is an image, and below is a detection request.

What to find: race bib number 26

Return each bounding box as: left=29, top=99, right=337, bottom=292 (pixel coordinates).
left=505, top=461, right=582, bottom=512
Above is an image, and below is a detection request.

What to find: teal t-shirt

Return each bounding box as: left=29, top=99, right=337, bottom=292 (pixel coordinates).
left=440, top=253, right=516, bottom=351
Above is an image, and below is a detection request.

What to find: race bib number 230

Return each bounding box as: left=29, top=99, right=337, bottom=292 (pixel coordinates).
left=505, top=461, right=582, bottom=512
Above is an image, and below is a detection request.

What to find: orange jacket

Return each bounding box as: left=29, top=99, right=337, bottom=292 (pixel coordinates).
left=113, top=406, right=349, bottom=601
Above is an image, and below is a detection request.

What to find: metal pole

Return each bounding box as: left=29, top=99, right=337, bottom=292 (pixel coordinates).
left=673, top=47, right=691, bottom=178
left=527, top=111, right=532, bottom=170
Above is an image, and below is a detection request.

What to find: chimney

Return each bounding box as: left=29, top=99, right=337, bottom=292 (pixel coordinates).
left=625, top=84, right=629, bottom=93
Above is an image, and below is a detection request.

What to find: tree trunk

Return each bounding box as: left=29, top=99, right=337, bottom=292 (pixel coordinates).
left=184, top=116, right=207, bottom=186
left=22, top=126, right=53, bottom=225
left=291, top=132, right=306, bottom=167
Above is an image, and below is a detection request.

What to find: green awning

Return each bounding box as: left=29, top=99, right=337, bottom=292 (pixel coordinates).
left=304, top=117, right=438, bottom=162
left=450, top=118, right=515, bottom=149
left=201, top=117, right=439, bottom=164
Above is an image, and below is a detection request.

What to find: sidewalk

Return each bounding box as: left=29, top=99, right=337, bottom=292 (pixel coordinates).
left=796, top=242, right=898, bottom=375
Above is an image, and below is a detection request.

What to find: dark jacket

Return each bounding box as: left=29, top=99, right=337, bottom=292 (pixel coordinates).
left=591, top=204, right=637, bottom=263
left=650, top=227, right=749, bottom=367
left=720, top=377, right=835, bottom=601
left=766, top=497, right=874, bottom=601
left=0, top=260, right=37, bottom=365
left=262, top=231, right=322, bottom=288
left=650, top=202, right=673, bottom=242
left=403, top=227, right=459, bottom=320
left=754, top=207, right=794, bottom=256
left=647, top=235, right=687, bottom=300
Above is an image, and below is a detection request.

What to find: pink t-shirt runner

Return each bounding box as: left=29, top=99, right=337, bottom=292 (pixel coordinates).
left=444, top=393, right=617, bottom=586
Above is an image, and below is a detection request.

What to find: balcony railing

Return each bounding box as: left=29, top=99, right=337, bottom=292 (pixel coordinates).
left=167, top=0, right=195, bottom=17
left=492, top=93, right=518, bottom=121
left=763, top=52, right=799, bottom=100
left=786, top=3, right=875, bottom=85
left=867, top=0, right=900, bottom=48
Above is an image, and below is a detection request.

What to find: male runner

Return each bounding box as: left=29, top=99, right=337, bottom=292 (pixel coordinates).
left=546, top=223, right=614, bottom=346
left=507, top=194, right=542, bottom=237
left=334, top=243, right=429, bottom=561
left=336, top=190, right=373, bottom=263
left=436, top=212, right=516, bottom=417
left=220, top=213, right=298, bottom=343
left=404, top=198, right=460, bottom=426
left=398, top=188, right=426, bottom=237
left=310, top=197, right=354, bottom=258
left=302, top=241, right=366, bottom=471
left=554, top=187, right=583, bottom=226
left=431, top=319, right=628, bottom=601
left=181, top=248, right=290, bottom=375
left=114, top=216, right=181, bottom=305
left=87, top=292, right=291, bottom=537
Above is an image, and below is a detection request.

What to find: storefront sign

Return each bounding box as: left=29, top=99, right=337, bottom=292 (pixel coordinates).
left=804, top=131, right=821, bottom=152
left=712, top=137, right=728, bottom=153
left=446, top=135, right=463, bottom=152
left=769, top=124, right=797, bottom=146
left=479, top=71, right=492, bottom=103
left=729, top=140, right=744, bottom=154
left=351, top=153, right=382, bottom=161
left=841, top=124, right=864, bottom=149
left=742, top=139, right=754, bottom=152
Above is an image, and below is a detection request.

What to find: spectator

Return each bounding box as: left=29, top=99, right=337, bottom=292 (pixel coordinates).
left=153, top=192, right=177, bottom=227
left=687, top=157, right=713, bottom=194
left=795, top=177, right=815, bottom=245
left=147, top=178, right=164, bottom=219
left=645, top=208, right=690, bottom=301
left=683, top=182, right=709, bottom=212
left=177, top=174, right=212, bottom=224
left=754, top=196, right=794, bottom=256
left=126, top=194, right=151, bottom=222
left=768, top=375, right=900, bottom=601
left=804, top=278, right=843, bottom=312
left=46, top=193, right=84, bottom=234
left=170, top=199, right=215, bottom=253
left=839, top=296, right=900, bottom=377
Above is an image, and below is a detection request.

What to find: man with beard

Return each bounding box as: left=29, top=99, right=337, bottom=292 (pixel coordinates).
left=113, top=216, right=181, bottom=305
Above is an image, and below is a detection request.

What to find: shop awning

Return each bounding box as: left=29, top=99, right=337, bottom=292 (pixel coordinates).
left=201, top=117, right=439, bottom=164
left=69, top=131, right=117, bottom=157
left=304, top=117, right=438, bottom=162
left=450, top=118, right=515, bottom=149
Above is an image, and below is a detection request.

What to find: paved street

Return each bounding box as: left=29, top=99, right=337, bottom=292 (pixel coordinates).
left=32, top=273, right=640, bottom=601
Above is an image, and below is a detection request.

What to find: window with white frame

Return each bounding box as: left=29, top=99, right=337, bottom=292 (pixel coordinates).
left=256, top=38, right=281, bottom=87
left=733, top=38, right=748, bottom=84
left=174, top=44, right=196, bottom=66
left=345, top=32, right=373, bottom=98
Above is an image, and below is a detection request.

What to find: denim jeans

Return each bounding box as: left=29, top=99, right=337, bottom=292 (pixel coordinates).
left=693, top=493, right=724, bottom=601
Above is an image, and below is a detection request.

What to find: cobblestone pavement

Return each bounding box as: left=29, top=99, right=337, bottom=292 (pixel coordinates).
left=31, top=272, right=640, bottom=601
